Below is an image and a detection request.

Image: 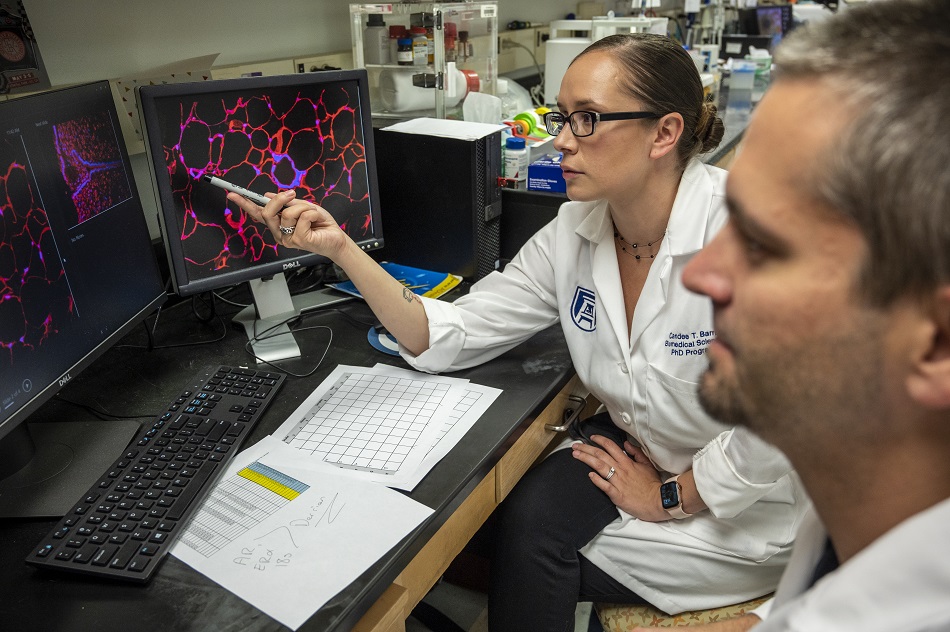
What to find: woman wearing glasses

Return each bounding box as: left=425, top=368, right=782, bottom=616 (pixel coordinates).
left=232, top=33, right=803, bottom=632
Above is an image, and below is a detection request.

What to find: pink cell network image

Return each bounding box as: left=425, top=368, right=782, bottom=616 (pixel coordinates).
left=157, top=83, right=373, bottom=281
left=0, top=142, right=74, bottom=365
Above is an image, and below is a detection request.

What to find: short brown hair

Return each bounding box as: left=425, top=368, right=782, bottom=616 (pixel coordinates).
left=774, top=0, right=950, bottom=305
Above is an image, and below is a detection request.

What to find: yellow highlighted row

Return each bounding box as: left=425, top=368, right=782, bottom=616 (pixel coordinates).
left=238, top=467, right=301, bottom=500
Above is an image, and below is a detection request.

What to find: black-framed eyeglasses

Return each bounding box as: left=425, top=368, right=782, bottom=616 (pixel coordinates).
left=543, top=110, right=661, bottom=138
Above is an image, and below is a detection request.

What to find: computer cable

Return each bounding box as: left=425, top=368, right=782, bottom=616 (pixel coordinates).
left=211, top=285, right=251, bottom=309
left=245, top=313, right=334, bottom=378
left=118, top=290, right=229, bottom=351
left=501, top=39, right=545, bottom=107
left=51, top=395, right=155, bottom=422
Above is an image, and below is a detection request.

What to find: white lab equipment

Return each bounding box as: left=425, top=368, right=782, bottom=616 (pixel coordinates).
left=543, top=16, right=668, bottom=106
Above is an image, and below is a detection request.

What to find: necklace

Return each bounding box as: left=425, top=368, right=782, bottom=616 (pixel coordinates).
left=614, top=229, right=666, bottom=261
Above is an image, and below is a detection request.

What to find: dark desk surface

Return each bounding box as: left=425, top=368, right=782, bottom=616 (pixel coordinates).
left=0, top=288, right=573, bottom=631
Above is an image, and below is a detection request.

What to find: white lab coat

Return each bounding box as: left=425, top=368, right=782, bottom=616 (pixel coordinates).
left=402, top=159, right=808, bottom=613
left=754, top=497, right=950, bottom=631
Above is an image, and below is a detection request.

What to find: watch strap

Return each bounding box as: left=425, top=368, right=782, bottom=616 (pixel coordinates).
left=663, top=475, right=693, bottom=520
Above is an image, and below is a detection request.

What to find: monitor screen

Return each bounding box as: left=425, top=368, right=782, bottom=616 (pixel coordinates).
left=0, top=80, right=167, bottom=516
left=756, top=7, right=784, bottom=34
left=137, top=70, right=384, bottom=362
left=736, top=5, right=793, bottom=49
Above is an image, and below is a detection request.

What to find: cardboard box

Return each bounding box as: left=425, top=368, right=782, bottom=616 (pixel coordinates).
left=527, top=152, right=566, bottom=193
left=577, top=1, right=606, bottom=19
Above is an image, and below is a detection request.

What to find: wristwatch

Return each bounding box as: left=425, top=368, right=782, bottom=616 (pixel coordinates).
left=660, top=474, right=692, bottom=520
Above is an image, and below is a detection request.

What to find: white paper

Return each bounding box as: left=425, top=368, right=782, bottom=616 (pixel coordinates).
left=381, top=116, right=506, bottom=140
left=274, top=364, right=478, bottom=489
left=172, top=436, right=433, bottom=631
left=374, top=363, right=502, bottom=487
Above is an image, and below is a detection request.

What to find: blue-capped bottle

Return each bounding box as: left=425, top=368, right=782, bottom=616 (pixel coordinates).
left=504, top=136, right=528, bottom=183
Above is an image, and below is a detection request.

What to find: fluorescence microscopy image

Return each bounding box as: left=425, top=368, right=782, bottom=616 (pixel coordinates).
left=53, top=111, right=132, bottom=226
left=156, top=82, right=373, bottom=280
left=0, top=140, right=74, bottom=366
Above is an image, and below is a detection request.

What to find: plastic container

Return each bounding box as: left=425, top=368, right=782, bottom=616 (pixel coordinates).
left=496, top=78, right=520, bottom=120
left=730, top=61, right=756, bottom=91
left=744, top=53, right=772, bottom=77
left=378, top=65, right=478, bottom=112
left=726, top=61, right=756, bottom=124
left=444, top=22, right=458, bottom=63
left=389, top=25, right=408, bottom=64
left=363, top=14, right=391, bottom=65
left=504, top=136, right=528, bottom=182
left=396, top=37, right=414, bottom=66
left=445, top=35, right=457, bottom=63
left=410, top=27, right=428, bottom=66
left=422, top=14, right=436, bottom=64
left=457, top=30, right=473, bottom=62
left=687, top=49, right=705, bottom=74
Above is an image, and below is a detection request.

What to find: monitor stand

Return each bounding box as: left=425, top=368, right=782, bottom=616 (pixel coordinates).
left=0, top=418, right=141, bottom=518
left=233, top=272, right=353, bottom=363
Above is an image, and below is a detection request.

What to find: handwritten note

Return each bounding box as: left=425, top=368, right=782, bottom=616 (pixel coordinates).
left=171, top=436, right=433, bottom=630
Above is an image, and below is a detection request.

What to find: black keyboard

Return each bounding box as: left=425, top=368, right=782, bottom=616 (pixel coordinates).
left=27, top=365, right=285, bottom=583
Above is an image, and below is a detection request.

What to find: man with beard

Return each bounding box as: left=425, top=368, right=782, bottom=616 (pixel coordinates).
left=679, top=0, right=950, bottom=629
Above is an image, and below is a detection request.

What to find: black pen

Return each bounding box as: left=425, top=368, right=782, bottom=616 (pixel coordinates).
left=201, top=174, right=271, bottom=207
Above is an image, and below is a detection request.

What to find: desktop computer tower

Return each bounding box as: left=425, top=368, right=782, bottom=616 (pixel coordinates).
left=373, top=124, right=503, bottom=281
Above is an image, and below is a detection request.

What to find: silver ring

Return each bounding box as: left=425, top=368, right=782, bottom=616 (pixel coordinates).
left=605, top=466, right=616, bottom=481
left=278, top=225, right=294, bottom=235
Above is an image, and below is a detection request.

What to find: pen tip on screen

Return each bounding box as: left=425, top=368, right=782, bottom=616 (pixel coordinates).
left=201, top=173, right=212, bottom=182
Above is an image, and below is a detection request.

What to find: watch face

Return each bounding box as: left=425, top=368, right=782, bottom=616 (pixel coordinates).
left=660, top=481, right=680, bottom=509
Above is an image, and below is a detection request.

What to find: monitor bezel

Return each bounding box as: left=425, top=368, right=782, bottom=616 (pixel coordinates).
left=136, top=69, right=385, bottom=298
left=0, top=294, right=166, bottom=446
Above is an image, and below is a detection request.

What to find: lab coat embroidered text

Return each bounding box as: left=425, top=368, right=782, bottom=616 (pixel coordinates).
left=665, top=330, right=715, bottom=356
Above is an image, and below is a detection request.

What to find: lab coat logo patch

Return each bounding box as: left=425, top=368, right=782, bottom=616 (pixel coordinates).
left=571, top=286, right=596, bottom=332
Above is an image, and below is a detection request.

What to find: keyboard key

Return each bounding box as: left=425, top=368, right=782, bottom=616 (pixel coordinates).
left=91, top=545, right=117, bottom=566
left=73, top=545, right=97, bottom=563
left=127, top=556, right=151, bottom=573
left=109, top=540, right=141, bottom=569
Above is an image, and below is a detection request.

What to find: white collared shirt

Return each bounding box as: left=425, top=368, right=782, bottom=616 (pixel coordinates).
left=756, top=497, right=950, bottom=631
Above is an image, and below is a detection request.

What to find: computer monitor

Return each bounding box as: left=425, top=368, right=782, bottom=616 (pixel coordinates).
left=137, top=70, right=385, bottom=363
left=737, top=4, right=794, bottom=49
left=756, top=6, right=788, bottom=48
left=0, top=80, right=167, bottom=517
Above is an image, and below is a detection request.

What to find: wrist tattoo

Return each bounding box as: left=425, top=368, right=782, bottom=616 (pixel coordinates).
left=402, top=287, right=419, bottom=304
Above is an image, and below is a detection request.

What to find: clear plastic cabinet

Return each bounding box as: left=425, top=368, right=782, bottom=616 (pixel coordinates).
left=350, top=2, right=498, bottom=122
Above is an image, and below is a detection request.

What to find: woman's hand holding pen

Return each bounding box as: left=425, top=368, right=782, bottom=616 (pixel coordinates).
left=227, top=189, right=351, bottom=260
left=229, top=186, right=432, bottom=357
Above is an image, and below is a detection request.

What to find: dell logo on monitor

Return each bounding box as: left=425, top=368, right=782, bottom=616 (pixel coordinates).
left=282, top=261, right=301, bottom=271
left=58, top=373, right=72, bottom=387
